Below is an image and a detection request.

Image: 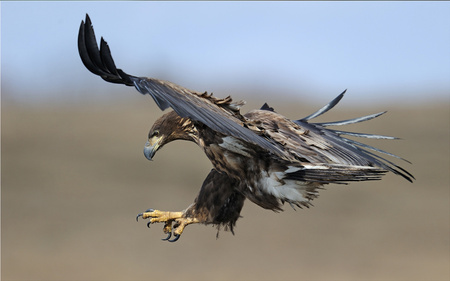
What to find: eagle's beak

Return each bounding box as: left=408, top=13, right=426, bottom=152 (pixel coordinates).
left=143, top=136, right=163, bottom=161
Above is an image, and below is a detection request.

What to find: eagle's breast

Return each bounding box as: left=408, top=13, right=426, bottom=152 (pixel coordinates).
left=204, top=135, right=257, bottom=178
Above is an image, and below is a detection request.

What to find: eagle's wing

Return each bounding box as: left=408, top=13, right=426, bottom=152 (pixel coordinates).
left=246, top=92, right=414, bottom=183
left=78, top=14, right=283, bottom=158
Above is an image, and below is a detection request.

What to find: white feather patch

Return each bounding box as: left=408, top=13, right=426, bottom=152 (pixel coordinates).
left=218, top=136, right=252, bottom=157
left=258, top=168, right=310, bottom=203
left=285, top=166, right=301, bottom=173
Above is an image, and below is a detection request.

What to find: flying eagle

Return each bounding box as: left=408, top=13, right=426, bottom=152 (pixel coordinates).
left=78, top=14, right=413, bottom=242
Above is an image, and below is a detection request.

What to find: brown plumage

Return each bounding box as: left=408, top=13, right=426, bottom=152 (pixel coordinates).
left=78, top=14, right=414, bottom=242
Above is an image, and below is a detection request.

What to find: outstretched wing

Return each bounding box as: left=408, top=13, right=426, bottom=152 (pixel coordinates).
left=78, top=14, right=283, bottom=158
left=251, top=91, right=414, bottom=182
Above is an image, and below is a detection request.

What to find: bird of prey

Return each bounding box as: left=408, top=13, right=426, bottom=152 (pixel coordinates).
left=78, top=14, right=413, bottom=242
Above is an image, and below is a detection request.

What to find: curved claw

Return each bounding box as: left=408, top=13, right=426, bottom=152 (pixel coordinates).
left=168, top=233, right=180, bottom=242
left=136, top=209, right=155, bottom=222
left=147, top=221, right=152, bottom=228
left=161, top=232, right=172, bottom=241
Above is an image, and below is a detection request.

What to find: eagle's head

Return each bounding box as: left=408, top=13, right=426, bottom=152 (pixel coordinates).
left=144, top=111, right=197, bottom=161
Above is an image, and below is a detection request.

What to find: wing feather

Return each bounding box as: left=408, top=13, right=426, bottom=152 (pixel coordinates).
left=314, top=111, right=386, bottom=127
left=299, top=90, right=346, bottom=121
left=340, top=137, right=411, bottom=163
left=327, top=129, right=397, bottom=139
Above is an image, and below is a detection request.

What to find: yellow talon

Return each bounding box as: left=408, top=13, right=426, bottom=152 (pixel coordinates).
left=137, top=209, right=201, bottom=242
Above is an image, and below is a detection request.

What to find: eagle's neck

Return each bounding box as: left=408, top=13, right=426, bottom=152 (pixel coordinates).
left=172, top=117, right=199, bottom=143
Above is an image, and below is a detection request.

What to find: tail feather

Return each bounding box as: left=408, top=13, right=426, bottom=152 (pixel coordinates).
left=99, top=38, right=120, bottom=77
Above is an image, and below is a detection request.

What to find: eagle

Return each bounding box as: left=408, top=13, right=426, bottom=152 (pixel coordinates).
left=78, top=14, right=413, bottom=242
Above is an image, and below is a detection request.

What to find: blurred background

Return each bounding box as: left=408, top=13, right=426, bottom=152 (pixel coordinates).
left=2, top=2, right=449, bottom=281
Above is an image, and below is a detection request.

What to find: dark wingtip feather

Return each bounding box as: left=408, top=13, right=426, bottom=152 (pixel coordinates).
left=78, top=14, right=136, bottom=86
left=99, top=37, right=119, bottom=76
left=78, top=14, right=110, bottom=77
left=78, top=17, right=98, bottom=75
left=83, top=14, right=105, bottom=72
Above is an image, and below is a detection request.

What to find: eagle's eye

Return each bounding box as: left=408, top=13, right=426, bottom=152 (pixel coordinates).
left=149, top=130, right=160, bottom=138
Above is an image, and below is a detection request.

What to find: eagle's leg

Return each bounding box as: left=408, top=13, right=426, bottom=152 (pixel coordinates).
left=136, top=169, right=245, bottom=241
left=136, top=208, right=202, bottom=242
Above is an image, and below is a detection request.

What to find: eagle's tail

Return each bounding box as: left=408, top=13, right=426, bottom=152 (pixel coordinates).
left=78, top=14, right=135, bottom=86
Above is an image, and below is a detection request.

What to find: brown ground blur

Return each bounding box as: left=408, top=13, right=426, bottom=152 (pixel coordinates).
left=2, top=97, right=449, bottom=281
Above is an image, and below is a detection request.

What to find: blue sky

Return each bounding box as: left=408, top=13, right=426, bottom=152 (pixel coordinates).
left=1, top=1, right=449, bottom=106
